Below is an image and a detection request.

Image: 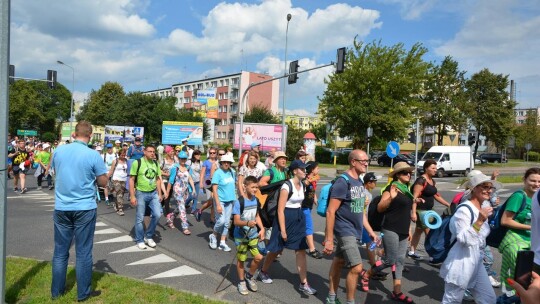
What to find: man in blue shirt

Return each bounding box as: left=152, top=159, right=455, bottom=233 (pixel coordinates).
left=127, top=136, right=145, bottom=160
left=50, top=121, right=108, bottom=302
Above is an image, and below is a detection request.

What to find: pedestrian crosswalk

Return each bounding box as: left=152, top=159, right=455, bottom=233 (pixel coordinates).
left=9, top=189, right=203, bottom=281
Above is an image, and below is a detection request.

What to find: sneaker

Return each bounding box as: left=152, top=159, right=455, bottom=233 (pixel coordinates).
left=209, top=234, right=217, bottom=249
left=194, top=209, right=202, bottom=222
left=257, top=270, right=273, bottom=284
left=307, top=249, right=323, bottom=259
left=105, top=200, right=110, bottom=206
left=407, top=251, right=423, bottom=260
left=13, top=187, right=19, bottom=192
left=325, top=296, right=342, bottom=304
left=137, top=242, right=147, bottom=250
left=489, top=275, right=501, bottom=288
left=463, top=289, right=474, bottom=302
left=496, top=294, right=520, bottom=304
left=144, top=237, right=157, bottom=248
left=117, top=210, right=124, bottom=216
left=49, top=186, right=54, bottom=190
left=237, top=282, right=248, bottom=295
left=245, top=273, right=258, bottom=292
left=36, top=186, right=42, bottom=190
left=218, top=242, right=232, bottom=252
left=428, top=257, right=442, bottom=267
left=299, top=282, right=317, bottom=295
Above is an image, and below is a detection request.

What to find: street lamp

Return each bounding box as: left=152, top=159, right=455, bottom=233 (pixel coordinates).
left=56, top=60, right=75, bottom=138
left=281, top=13, right=292, bottom=151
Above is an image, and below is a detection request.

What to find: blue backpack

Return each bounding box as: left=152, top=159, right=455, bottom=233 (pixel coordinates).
left=317, top=174, right=350, bottom=217
left=486, top=190, right=527, bottom=248
left=425, top=204, right=474, bottom=264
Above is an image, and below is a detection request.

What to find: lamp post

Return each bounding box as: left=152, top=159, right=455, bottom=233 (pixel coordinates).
left=281, top=13, right=291, bottom=151
left=56, top=60, right=75, bottom=138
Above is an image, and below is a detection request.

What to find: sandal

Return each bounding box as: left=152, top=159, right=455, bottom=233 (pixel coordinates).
left=359, top=269, right=369, bottom=292
left=182, top=229, right=191, bottom=235
left=391, top=292, right=415, bottom=303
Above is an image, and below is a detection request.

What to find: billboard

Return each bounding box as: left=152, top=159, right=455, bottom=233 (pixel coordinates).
left=233, top=123, right=287, bottom=152
left=162, top=121, right=203, bottom=145
left=104, top=125, right=144, bottom=142
left=196, top=89, right=216, bottom=104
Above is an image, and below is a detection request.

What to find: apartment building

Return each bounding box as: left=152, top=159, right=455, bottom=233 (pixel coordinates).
left=285, top=114, right=321, bottom=130
left=144, top=71, right=279, bottom=144
left=515, top=107, right=540, bottom=125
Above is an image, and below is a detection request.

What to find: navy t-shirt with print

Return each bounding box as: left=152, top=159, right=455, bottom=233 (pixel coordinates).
left=330, top=172, right=365, bottom=239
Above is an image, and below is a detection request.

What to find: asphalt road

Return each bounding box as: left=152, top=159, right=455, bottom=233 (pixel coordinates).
left=7, top=175, right=522, bottom=303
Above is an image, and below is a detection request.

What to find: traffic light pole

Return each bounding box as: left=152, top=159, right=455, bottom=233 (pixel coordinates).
left=238, top=62, right=335, bottom=157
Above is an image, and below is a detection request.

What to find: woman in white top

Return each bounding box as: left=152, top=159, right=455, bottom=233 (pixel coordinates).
left=237, top=151, right=263, bottom=197
left=265, top=159, right=317, bottom=296
left=440, top=173, right=499, bottom=303
left=107, top=148, right=128, bottom=216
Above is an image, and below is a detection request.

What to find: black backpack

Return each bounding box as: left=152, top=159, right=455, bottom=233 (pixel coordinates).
left=259, top=180, right=295, bottom=228
left=367, top=195, right=384, bottom=232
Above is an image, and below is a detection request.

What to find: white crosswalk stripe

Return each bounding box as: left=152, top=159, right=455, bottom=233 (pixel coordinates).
left=146, top=265, right=202, bottom=280
left=127, top=254, right=176, bottom=266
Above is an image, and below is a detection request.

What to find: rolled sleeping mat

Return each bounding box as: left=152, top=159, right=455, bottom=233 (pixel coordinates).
left=419, top=210, right=443, bottom=229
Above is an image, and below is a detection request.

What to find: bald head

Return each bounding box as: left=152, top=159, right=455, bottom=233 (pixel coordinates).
left=348, top=150, right=367, bottom=163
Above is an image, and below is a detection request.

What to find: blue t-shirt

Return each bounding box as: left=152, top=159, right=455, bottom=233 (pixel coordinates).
left=51, top=140, right=108, bottom=211
left=127, top=144, right=145, bottom=160
left=211, top=168, right=236, bottom=202
left=232, top=196, right=259, bottom=240
left=329, top=172, right=365, bottom=239
left=202, top=159, right=214, bottom=188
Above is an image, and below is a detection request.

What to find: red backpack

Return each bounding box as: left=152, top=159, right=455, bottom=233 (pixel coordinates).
left=238, top=151, right=249, bottom=168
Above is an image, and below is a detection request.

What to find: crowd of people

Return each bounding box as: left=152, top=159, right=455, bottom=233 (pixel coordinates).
left=8, top=122, right=540, bottom=303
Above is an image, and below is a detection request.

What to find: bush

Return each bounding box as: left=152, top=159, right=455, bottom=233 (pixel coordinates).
left=337, top=152, right=350, bottom=165
left=526, top=151, right=539, bottom=161
left=41, top=132, right=57, bottom=143
left=315, top=146, right=332, bottom=163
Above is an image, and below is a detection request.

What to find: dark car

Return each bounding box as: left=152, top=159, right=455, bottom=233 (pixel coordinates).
left=377, top=152, right=415, bottom=167
left=479, top=153, right=508, bottom=163
left=370, top=151, right=384, bottom=161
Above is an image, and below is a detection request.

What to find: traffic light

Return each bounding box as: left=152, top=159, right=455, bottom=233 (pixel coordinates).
left=9, top=65, right=14, bottom=84
left=336, top=47, right=346, bottom=73
left=288, top=60, right=299, bottom=84
left=408, top=131, right=416, bottom=143
left=47, top=70, right=57, bottom=89
left=468, top=132, right=476, bottom=146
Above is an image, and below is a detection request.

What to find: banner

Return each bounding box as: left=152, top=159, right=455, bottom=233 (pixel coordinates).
left=162, top=121, right=203, bottom=145
left=207, top=98, right=218, bottom=119
left=104, top=125, right=144, bottom=142
left=233, top=123, right=287, bottom=152
left=17, top=129, right=37, bottom=136
left=196, top=89, right=216, bottom=105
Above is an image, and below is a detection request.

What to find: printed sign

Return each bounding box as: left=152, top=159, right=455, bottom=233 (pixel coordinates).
left=162, top=121, right=203, bottom=145
left=233, top=123, right=287, bottom=152
left=196, top=90, right=217, bottom=105
left=104, top=125, right=144, bottom=142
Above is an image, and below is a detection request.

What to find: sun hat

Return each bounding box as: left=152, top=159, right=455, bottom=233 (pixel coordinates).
left=251, top=141, right=261, bottom=149
left=468, top=173, right=502, bottom=191
left=164, top=145, right=173, bottom=153
left=389, top=162, right=414, bottom=177
left=289, top=159, right=308, bottom=171
left=460, top=169, right=484, bottom=189
left=115, top=140, right=121, bottom=144
left=219, top=154, right=234, bottom=163
left=273, top=151, right=288, bottom=161
left=178, top=151, right=188, bottom=159
left=42, top=143, right=50, bottom=149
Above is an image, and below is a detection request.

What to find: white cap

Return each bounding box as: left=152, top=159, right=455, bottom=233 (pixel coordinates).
left=219, top=154, right=235, bottom=164
left=115, top=140, right=121, bottom=144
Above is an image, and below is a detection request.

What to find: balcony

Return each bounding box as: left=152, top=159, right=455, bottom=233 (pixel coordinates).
left=230, top=98, right=238, bottom=103
left=230, top=83, right=239, bottom=90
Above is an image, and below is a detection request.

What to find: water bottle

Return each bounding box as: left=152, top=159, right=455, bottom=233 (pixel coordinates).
left=369, top=233, right=384, bottom=251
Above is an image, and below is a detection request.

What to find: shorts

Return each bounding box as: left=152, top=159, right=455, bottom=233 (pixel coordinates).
left=302, top=208, right=313, bottom=236
left=235, top=237, right=260, bottom=262
left=12, top=166, right=28, bottom=175
left=335, top=235, right=363, bottom=268
left=361, top=228, right=372, bottom=244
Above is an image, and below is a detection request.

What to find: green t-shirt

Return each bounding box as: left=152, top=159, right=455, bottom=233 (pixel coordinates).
left=38, top=151, right=51, bottom=166
left=504, top=191, right=532, bottom=242
left=263, top=166, right=287, bottom=183
left=130, top=158, right=161, bottom=192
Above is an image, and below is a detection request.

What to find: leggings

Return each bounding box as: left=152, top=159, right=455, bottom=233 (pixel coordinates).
left=372, top=229, right=408, bottom=280
left=161, top=184, right=173, bottom=215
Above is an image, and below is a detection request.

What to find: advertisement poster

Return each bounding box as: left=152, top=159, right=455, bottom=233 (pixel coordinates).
left=233, top=123, right=287, bottom=152
left=207, top=98, right=218, bottom=118
left=104, top=125, right=144, bottom=142
left=196, top=89, right=216, bottom=105
left=162, top=121, right=203, bottom=145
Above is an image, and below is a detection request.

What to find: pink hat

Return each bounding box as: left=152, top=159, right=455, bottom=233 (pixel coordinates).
left=164, top=145, right=173, bottom=153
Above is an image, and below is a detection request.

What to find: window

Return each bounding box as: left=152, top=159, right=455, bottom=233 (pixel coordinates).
left=225, top=79, right=229, bottom=86
left=224, top=92, right=229, bottom=99
left=220, top=80, right=224, bottom=87
left=197, top=83, right=203, bottom=89
left=211, top=81, right=217, bottom=87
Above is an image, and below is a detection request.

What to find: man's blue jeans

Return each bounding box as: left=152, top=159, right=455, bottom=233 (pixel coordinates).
left=135, top=190, right=162, bottom=243
left=51, top=209, right=97, bottom=300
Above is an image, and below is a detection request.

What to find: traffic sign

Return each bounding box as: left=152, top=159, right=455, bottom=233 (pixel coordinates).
left=525, top=143, right=532, bottom=151
left=386, top=141, right=400, bottom=158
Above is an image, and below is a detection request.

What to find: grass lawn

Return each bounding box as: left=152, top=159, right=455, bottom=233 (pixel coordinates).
left=476, top=159, right=540, bottom=168
left=5, top=257, right=225, bottom=304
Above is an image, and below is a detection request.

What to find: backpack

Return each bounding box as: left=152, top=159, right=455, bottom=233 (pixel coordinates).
left=367, top=195, right=384, bottom=231
left=228, top=196, right=261, bottom=239
left=485, top=190, right=527, bottom=248
left=316, top=174, right=351, bottom=217
left=259, top=180, right=295, bottom=228
left=424, top=204, right=474, bottom=264
left=238, top=151, right=250, bottom=168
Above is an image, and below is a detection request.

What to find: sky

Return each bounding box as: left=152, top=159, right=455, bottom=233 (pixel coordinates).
left=9, top=0, right=540, bottom=116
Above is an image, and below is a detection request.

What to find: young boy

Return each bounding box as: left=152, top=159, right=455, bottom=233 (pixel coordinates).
left=232, top=175, right=265, bottom=295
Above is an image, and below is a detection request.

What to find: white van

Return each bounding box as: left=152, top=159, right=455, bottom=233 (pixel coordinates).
left=416, top=146, right=474, bottom=177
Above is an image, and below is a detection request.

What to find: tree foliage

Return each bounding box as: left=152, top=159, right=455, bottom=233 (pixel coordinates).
left=285, top=122, right=306, bottom=160
left=243, top=105, right=279, bottom=124
left=512, top=109, right=539, bottom=158
left=318, top=39, right=430, bottom=148
left=420, top=56, right=468, bottom=145
left=465, top=69, right=515, bottom=157
left=78, top=81, right=125, bottom=125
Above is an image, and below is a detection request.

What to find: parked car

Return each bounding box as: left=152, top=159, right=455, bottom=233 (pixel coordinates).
left=479, top=153, right=508, bottom=163
left=377, top=152, right=415, bottom=167
left=370, top=151, right=384, bottom=161
left=475, top=157, right=487, bottom=165
left=408, top=152, right=425, bottom=163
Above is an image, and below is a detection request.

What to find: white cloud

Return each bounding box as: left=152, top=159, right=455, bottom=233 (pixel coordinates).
left=377, top=0, right=438, bottom=20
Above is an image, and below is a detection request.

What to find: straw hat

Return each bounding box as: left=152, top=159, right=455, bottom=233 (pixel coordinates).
left=273, top=151, right=288, bottom=161
left=389, top=162, right=414, bottom=178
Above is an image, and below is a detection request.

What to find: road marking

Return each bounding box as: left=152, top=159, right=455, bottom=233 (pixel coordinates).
left=145, top=265, right=202, bottom=279
left=96, top=222, right=108, bottom=227
left=127, top=253, right=176, bottom=266
left=95, top=228, right=121, bottom=235
left=314, top=231, right=325, bottom=237
left=43, top=204, right=55, bottom=207
left=96, top=235, right=133, bottom=244
left=110, top=245, right=156, bottom=253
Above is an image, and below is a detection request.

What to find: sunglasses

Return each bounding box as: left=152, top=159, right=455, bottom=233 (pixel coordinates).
left=399, top=171, right=412, bottom=176
left=209, top=152, right=216, bottom=154
left=219, top=153, right=225, bottom=156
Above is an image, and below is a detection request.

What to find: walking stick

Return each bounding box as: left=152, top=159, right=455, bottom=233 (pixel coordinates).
left=214, top=227, right=253, bottom=293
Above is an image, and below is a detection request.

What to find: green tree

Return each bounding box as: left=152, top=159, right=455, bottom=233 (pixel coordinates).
left=285, top=122, right=305, bottom=160
left=420, top=56, right=468, bottom=145
left=77, top=81, right=125, bottom=125
left=513, top=109, right=540, bottom=158
left=318, top=39, right=430, bottom=148
left=244, top=105, right=279, bottom=124
left=311, top=123, right=326, bottom=144
left=465, top=69, right=515, bottom=157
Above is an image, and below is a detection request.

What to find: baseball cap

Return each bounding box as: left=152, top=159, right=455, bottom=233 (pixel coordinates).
left=251, top=141, right=261, bottom=149
left=178, top=151, right=188, bottom=159
left=289, top=159, right=308, bottom=171
left=115, top=140, right=121, bottom=144
left=134, top=137, right=141, bottom=141
left=363, top=172, right=378, bottom=183
left=105, top=143, right=113, bottom=148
